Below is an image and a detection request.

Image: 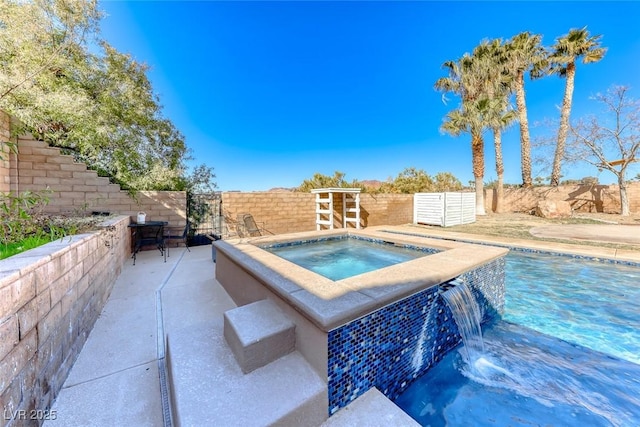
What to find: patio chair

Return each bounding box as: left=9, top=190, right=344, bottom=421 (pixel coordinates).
left=240, top=213, right=262, bottom=237
left=164, top=222, right=191, bottom=257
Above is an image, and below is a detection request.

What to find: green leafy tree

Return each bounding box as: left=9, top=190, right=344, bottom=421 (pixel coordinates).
left=0, top=0, right=101, bottom=101
left=74, top=43, right=189, bottom=188
left=180, top=164, right=218, bottom=230
left=548, top=27, right=607, bottom=186
left=298, top=171, right=363, bottom=192
left=0, top=0, right=192, bottom=192
left=0, top=0, right=100, bottom=156
left=379, top=167, right=434, bottom=194
left=432, top=172, right=463, bottom=192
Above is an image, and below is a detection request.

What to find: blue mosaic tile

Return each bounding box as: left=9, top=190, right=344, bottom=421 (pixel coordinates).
left=327, top=258, right=505, bottom=415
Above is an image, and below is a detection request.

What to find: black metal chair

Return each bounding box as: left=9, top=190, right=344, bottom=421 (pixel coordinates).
left=132, top=223, right=166, bottom=265
left=164, top=222, right=190, bottom=257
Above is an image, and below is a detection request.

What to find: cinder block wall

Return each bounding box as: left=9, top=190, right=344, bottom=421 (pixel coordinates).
left=222, top=186, right=637, bottom=237
left=485, top=183, right=640, bottom=214
left=358, top=194, right=414, bottom=226
left=11, top=135, right=186, bottom=228
left=222, top=192, right=317, bottom=235
left=221, top=192, right=414, bottom=236
left=0, top=216, right=130, bottom=425
left=0, top=112, right=14, bottom=194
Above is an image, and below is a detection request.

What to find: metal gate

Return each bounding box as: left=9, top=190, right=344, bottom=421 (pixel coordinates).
left=190, top=192, right=223, bottom=243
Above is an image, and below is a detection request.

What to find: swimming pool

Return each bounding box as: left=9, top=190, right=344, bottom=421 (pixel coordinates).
left=214, top=228, right=508, bottom=394
left=262, top=236, right=435, bottom=280
left=395, top=251, right=640, bottom=426
left=505, top=251, right=640, bottom=364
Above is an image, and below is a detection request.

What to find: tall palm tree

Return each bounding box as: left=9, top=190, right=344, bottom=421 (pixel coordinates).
left=487, top=103, right=517, bottom=213
left=548, top=27, right=607, bottom=186
left=503, top=32, right=547, bottom=188
left=441, top=105, right=487, bottom=215
left=435, top=53, right=489, bottom=215
left=472, top=39, right=517, bottom=212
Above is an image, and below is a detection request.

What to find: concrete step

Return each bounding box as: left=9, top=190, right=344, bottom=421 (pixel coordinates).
left=161, top=253, right=327, bottom=426
left=224, top=299, right=296, bottom=373
left=321, top=388, right=420, bottom=427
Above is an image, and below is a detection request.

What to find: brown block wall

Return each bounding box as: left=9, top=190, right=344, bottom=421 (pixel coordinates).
left=485, top=183, right=640, bottom=214
left=358, top=194, right=414, bottom=227
left=0, top=111, right=14, bottom=194
left=221, top=192, right=414, bottom=236
left=222, top=192, right=316, bottom=235
left=8, top=135, right=186, bottom=228
left=0, top=216, right=130, bottom=426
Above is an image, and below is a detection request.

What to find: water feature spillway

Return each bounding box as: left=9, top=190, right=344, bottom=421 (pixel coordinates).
left=396, top=253, right=640, bottom=426
left=441, top=282, right=485, bottom=366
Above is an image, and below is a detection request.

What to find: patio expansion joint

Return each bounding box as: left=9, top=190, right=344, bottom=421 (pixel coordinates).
left=61, top=359, right=159, bottom=389
left=154, top=248, right=187, bottom=427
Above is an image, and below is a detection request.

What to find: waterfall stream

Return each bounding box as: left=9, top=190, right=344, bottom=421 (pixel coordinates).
left=441, top=282, right=485, bottom=365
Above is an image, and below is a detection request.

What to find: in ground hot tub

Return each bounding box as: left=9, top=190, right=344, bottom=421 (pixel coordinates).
left=213, top=226, right=508, bottom=414
left=261, top=234, right=440, bottom=280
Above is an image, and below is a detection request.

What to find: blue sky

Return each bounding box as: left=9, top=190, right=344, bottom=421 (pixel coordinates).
left=99, top=1, right=640, bottom=191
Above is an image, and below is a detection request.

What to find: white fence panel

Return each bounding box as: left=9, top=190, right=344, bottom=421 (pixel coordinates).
left=414, top=192, right=476, bottom=227
left=461, top=192, right=476, bottom=225
left=413, top=193, right=444, bottom=226
left=443, top=192, right=462, bottom=227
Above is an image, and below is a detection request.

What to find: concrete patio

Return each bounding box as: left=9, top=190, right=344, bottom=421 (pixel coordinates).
left=42, top=222, right=640, bottom=426
left=44, top=244, right=418, bottom=427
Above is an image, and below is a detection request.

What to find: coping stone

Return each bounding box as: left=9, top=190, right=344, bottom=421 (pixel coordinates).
left=224, top=299, right=296, bottom=374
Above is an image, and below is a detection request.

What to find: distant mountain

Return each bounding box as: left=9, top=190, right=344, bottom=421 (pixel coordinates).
left=359, top=180, right=384, bottom=190
left=267, top=187, right=296, bottom=192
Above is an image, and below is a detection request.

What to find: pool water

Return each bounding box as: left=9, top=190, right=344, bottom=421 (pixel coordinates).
left=505, top=252, right=640, bottom=364
left=264, top=237, right=429, bottom=280
left=395, top=251, right=640, bottom=427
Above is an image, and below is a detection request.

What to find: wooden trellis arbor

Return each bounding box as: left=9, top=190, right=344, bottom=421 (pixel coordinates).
left=310, top=188, right=361, bottom=230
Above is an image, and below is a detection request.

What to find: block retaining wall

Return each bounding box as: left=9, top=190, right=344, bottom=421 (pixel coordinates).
left=0, top=113, right=12, bottom=194
left=1, top=110, right=186, bottom=228
left=12, top=136, right=186, bottom=228
left=0, top=216, right=131, bottom=427
left=485, top=183, right=640, bottom=214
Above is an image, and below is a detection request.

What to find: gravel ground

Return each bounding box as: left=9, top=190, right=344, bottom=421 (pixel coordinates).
left=415, top=211, right=640, bottom=250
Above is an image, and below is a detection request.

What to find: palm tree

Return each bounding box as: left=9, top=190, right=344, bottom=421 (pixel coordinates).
left=548, top=27, right=607, bottom=186
left=435, top=54, right=489, bottom=215
left=441, top=105, right=487, bottom=215
left=472, top=40, right=517, bottom=212
left=503, top=32, right=547, bottom=188
left=485, top=99, right=517, bottom=213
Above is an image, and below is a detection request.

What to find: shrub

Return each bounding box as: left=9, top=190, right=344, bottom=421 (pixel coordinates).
left=0, top=190, right=70, bottom=259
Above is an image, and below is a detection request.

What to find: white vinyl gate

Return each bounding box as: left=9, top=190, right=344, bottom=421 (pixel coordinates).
left=413, top=192, right=476, bottom=227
